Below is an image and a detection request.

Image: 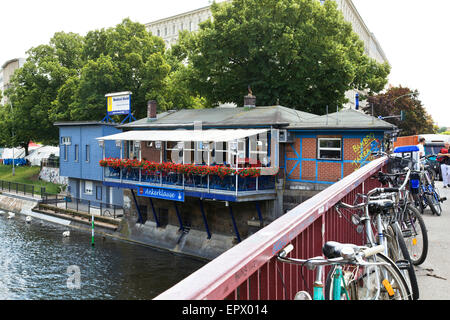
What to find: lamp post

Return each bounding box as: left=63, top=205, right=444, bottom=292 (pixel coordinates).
left=9, top=101, right=15, bottom=176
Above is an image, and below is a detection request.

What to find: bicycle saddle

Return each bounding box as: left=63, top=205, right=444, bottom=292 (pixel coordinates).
left=368, top=199, right=394, bottom=213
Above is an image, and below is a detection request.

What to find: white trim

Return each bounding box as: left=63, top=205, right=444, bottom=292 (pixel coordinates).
left=97, top=129, right=269, bottom=143
left=317, top=138, right=342, bottom=160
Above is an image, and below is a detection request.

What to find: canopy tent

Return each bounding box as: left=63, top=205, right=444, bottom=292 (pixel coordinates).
left=1, top=147, right=26, bottom=159
left=25, top=146, right=59, bottom=166
left=96, top=129, right=269, bottom=143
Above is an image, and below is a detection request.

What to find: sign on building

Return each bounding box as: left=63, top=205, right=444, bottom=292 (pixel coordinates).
left=137, top=186, right=185, bottom=202
left=106, top=92, right=132, bottom=115
left=103, top=91, right=136, bottom=123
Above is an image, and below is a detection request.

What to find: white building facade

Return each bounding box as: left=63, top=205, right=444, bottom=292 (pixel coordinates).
left=1, top=58, right=25, bottom=105
left=145, top=0, right=388, bottom=109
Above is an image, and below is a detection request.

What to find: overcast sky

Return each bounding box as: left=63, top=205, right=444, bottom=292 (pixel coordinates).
left=1, top=0, right=448, bottom=127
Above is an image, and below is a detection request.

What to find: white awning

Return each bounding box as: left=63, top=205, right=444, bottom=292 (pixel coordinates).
left=96, top=129, right=269, bottom=143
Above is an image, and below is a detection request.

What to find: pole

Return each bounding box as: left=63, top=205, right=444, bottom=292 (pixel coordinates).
left=91, top=211, right=95, bottom=246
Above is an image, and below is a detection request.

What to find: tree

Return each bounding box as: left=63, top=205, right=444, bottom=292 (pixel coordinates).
left=51, top=18, right=171, bottom=121
left=0, top=32, right=84, bottom=151
left=180, top=0, right=390, bottom=113
left=363, top=86, right=436, bottom=136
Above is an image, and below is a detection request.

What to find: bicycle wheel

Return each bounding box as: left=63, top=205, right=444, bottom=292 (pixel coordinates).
left=325, top=254, right=411, bottom=300
left=400, top=204, right=428, bottom=265
left=426, top=188, right=442, bottom=216
left=412, top=192, right=424, bottom=214
left=391, top=223, right=420, bottom=300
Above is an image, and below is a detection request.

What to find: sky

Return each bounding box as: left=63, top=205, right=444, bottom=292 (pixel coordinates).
left=1, top=0, right=448, bottom=127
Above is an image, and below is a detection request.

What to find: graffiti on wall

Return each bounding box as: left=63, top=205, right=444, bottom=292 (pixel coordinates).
left=39, top=167, right=69, bottom=185
left=352, top=133, right=381, bottom=170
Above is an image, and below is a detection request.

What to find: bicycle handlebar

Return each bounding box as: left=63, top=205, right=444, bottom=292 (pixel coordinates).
left=277, top=243, right=385, bottom=266
left=362, top=245, right=385, bottom=258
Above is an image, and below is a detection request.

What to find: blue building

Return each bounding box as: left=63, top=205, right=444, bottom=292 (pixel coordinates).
left=55, top=121, right=123, bottom=206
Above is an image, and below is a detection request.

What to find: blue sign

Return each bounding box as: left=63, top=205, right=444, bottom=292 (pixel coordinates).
left=136, top=186, right=185, bottom=202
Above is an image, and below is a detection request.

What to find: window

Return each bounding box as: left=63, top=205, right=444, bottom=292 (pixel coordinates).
left=74, top=144, right=79, bottom=162
left=317, top=138, right=342, bottom=160
left=96, top=186, right=102, bottom=201
left=64, top=145, right=68, bottom=161
left=84, top=181, right=93, bottom=195
left=85, top=145, right=90, bottom=162
left=61, top=136, right=71, bottom=145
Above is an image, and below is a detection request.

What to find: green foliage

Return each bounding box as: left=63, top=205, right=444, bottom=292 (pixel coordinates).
left=363, top=86, right=436, bottom=136
left=180, top=0, right=390, bottom=113
left=2, top=18, right=199, bottom=150
left=0, top=32, right=84, bottom=149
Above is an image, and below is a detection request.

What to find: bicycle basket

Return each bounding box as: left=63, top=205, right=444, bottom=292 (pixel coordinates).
left=387, top=156, right=414, bottom=174
left=409, top=172, right=420, bottom=194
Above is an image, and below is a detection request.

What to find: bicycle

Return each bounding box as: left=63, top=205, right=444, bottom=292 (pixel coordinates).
left=386, top=149, right=445, bottom=216
left=374, top=152, right=431, bottom=265
left=277, top=241, right=411, bottom=300
left=373, top=169, right=429, bottom=266
left=335, top=170, right=420, bottom=300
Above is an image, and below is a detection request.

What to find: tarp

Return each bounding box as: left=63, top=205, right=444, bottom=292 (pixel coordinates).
left=96, top=129, right=269, bottom=143
left=25, top=146, right=59, bottom=166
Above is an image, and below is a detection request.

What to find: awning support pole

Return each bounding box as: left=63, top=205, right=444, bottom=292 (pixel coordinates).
left=173, top=202, right=184, bottom=231
left=130, top=189, right=145, bottom=224
left=149, top=197, right=160, bottom=227
left=228, top=204, right=241, bottom=243
left=199, top=199, right=211, bottom=239
left=255, top=202, right=264, bottom=226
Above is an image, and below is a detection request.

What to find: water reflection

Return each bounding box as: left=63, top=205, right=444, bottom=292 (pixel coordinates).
left=0, top=213, right=206, bottom=300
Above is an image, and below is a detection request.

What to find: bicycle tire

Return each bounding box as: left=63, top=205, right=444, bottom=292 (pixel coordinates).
left=412, top=192, right=424, bottom=214
left=401, top=204, right=428, bottom=265
left=426, top=187, right=442, bottom=216
left=325, top=253, right=411, bottom=300
left=392, top=223, right=420, bottom=300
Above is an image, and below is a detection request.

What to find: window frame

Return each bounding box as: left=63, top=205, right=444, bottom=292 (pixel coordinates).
left=84, top=181, right=93, bottom=195
left=317, top=137, right=342, bottom=161
left=85, top=144, right=90, bottom=162
left=74, top=144, right=79, bottom=162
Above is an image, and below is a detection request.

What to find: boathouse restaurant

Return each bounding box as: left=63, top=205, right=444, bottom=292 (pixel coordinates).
left=60, top=93, right=396, bottom=258
left=55, top=95, right=396, bottom=258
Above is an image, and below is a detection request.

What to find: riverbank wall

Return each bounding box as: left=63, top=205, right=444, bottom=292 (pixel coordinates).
left=0, top=192, right=230, bottom=261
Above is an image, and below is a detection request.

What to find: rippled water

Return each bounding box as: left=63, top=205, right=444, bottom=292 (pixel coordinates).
left=0, top=212, right=206, bottom=300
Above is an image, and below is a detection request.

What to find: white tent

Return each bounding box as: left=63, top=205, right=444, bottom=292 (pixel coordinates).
left=25, top=146, right=59, bottom=166
left=1, top=147, right=26, bottom=159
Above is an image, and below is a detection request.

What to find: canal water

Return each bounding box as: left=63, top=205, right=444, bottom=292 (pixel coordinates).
left=0, top=212, right=206, bottom=300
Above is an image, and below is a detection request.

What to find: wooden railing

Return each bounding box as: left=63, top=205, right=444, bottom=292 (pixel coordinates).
left=154, top=156, right=387, bottom=300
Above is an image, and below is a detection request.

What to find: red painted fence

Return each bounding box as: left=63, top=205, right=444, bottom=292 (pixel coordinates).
left=154, top=157, right=387, bottom=300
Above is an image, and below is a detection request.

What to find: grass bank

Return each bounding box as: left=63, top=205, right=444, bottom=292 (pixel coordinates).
left=0, top=165, right=61, bottom=194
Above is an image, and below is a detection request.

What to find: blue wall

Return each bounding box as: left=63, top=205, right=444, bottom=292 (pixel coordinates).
left=59, top=124, right=121, bottom=181
left=58, top=123, right=122, bottom=206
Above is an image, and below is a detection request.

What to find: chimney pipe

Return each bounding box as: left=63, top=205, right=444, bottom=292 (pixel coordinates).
left=244, top=86, right=256, bottom=108
left=147, top=100, right=157, bottom=121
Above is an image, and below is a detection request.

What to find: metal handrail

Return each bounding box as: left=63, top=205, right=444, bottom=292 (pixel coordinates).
left=154, top=156, right=388, bottom=300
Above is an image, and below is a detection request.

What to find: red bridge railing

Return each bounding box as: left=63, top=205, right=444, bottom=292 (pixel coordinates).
left=155, top=156, right=387, bottom=300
